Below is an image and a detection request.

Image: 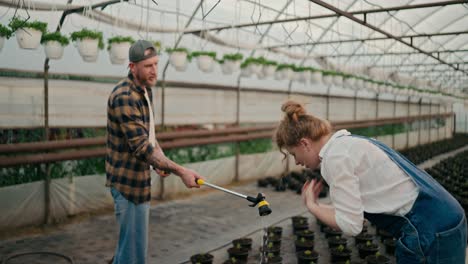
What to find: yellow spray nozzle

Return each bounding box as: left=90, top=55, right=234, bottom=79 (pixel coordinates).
left=196, top=179, right=205, bottom=185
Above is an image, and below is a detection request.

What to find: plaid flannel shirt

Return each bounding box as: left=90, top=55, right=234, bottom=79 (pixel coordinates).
left=105, top=73, right=155, bottom=204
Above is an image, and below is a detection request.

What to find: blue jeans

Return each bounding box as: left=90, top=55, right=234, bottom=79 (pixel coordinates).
left=110, top=188, right=150, bottom=264
left=396, top=215, right=467, bottom=264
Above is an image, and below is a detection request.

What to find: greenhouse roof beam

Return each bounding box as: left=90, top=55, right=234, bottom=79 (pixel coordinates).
left=320, top=49, right=468, bottom=58
left=374, top=62, right=468, bottom=68
left=307, top=0, right=468, bottom=76
left=266, top=30, right=468, bottom=49
left=184, top=0, right=466, bottom=35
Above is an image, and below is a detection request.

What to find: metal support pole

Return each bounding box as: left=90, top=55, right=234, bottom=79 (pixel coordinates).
left=353, top=90, right=358, bottom=121
left=392, top=95, right=397, bottom=148
left=429, top=100, right=432, bottom=143
left=418, top=98, right=422, bottom=145
left=375, top=93, right=379, bottom=137
left=406, top=96, right=410, bottom=149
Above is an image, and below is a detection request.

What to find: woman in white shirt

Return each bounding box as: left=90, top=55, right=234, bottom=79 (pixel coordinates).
left=275, top=100, right=466, bottom=264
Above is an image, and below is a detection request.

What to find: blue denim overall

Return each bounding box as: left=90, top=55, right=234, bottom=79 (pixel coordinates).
left=349, top=135, right=466, bottom=263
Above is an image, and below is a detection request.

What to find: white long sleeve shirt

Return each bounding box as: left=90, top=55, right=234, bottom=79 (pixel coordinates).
left=319, top=129, right=419, bottom=236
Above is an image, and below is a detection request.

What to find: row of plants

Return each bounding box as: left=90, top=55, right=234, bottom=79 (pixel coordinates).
left=0, top=17, right=160, bottom=64
left=0, top=18, right=465, bottom=100
left=190, top=213, right=396, bottom=263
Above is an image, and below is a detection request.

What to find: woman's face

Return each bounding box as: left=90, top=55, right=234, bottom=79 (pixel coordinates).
left=286, top=138, right=322, bottom=170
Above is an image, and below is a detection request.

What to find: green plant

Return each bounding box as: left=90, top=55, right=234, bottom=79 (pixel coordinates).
left=267, top=242, right=273, bottom=248
left=41, top=31, right=69, bottom=46
left=191, top=51, right=216, bottom=59
left=166, top=47, right=189, bottom=54
left=0, top=24, right=12, bottom=39
left=366, top=241, right=372, bottom=246
left=276, top=63, right=295, bottom=71
left=235, top=243, right=241, bottom=249
left=223, top=53, right=243, bottom=61
left=304, top=250, right=312, bottom=255
left=107, top=36, right=135, bottom=50
left=70, top=28, right=104, bottom=49
left=337, top=245, right=345, bottom=252
left=8, top=17, right=47, bottom=34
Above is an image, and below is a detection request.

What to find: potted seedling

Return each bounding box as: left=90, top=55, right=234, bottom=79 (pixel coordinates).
left=328, top=235, right=347, bottom=249
left=330, top=244, right=352, bottom=262
left=323, top=226, right=343, bottom=238
left=263, top=241, right=281, bottom=257
left=70, top=28, right=104, bottom=62
left=267, top=226, right=283, bottom=237
left=293, top=218, right=309, bottom=233
left=227, top=243, right=249, bottom=261
left=291, top=215, right=308, bottom=224
left=296, top=249, right=319, bottom=264
left=191, top=51, right=217, bottom=73
left=41, top=31, right=69, bottom=60
left=190, top=253, right=214, bottom=264
left=365, top=252, right=390, bottom=264
left=357, top=241, right=379, bottom=259
left=222, top=257, right=246, bottom=264
left=0, top=24, right=12, bottom=51
left=295, top=236, right=314, bottom=252
left=354, top=232, right=374, bottom=245
left=220, top=53, right=243, bottom=74
left=9, top=17, right=47, bottom=49
left=231, top=237, right=252, bottom=251
left=167, top=47, right=190, bottom=71
left=107, top=36, right=134, bottom=64
left=296, top=229, right=315, bottom=241
left=267, top=232, right=282, bottom=247
left=265, top=252, right=282, bottom=264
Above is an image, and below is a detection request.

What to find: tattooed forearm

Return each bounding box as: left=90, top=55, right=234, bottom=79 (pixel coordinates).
left=148, top=144, right=182, bottom=175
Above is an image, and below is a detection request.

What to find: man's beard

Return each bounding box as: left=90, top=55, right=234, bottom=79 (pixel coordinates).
left=136, top=72, right=156, bottom=87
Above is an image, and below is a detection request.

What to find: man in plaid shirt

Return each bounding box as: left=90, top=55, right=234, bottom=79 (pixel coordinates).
left=106, top=40, right=203, bottom=264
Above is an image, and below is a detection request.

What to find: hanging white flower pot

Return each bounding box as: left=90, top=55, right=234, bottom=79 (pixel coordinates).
left=108, top=42, right=131, bottom=65
left=76, top=38, right=99, bottom=62
left=0, top=37, right=5, bottom=52
left=322, top=75, right=333, bottom=86
left=196, top=55, right=215, bottom=73
left=257, top=70, right=267, bottom=80
left=44, top=40, right=64, bottom=60
left=16, top=27, right=42, bottom=49
left=343, top=77, right=355, bottom=88
left=169, top=51, right=188, bottom=71
left=248, top=63, right=262, bottom=76
left=241, top=67, right=253, bottom=77
left=274, top=70, right=285, bottom=81
left=299, top=71, right=311, bottom=83
left=262, top=65, right=276, bottom=78
left=364, top=81, right=374, bottom=91
left=222, top=60, right=241, bottom=74
left=354, top=79, right=364, bottom=90
left=332, top=75, right=343, bottom=86
left=284, top=68, right=294, bottom=80
left=292, top=72, right=301, bottom=82
left=310, top=71, right=322, bottom=84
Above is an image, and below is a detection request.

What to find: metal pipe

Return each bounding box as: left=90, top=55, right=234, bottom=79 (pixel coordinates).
left=201, top=181, right=247, bottom=199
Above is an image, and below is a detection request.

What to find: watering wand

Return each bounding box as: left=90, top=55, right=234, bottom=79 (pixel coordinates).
left=195, top=179, right=272, bottom=216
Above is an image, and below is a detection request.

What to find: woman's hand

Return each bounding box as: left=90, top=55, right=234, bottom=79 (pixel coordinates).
left=301, top=179, right=323, bottom=210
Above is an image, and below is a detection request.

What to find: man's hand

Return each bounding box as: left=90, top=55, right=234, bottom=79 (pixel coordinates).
left=179, top=168, right=204, bottom=188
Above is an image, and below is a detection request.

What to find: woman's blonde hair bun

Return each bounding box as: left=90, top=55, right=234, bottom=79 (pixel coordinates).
left=281, top=100, right=306, bottom=122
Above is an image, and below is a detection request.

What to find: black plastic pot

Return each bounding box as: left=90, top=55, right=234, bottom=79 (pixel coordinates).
left=357, top=243, right=379, bottom=259
left=328, top=236, right=347, bottom=249
left=267, top=226, right=283, bottom=237
left=324, top=226, right=343, bottom=238
left=232, top=237, right=252, bottom=251
left=262, top=244, right=281, bottom=257
left=330, top=247, right=352, bottom=262
left=296, top=250, right=319, bottom=264
left=222, top=258, right=246, bottom=264
left=377, top=229, right=393, bottom=242
left=295, top=238, right=315, bottom=252
left=296, top=229, right=315, bottom=241
left=355, top=232, right=374, bottom=245
left=383, top=238, right=396, bottom=255
left=366, top=255, right=391, bottom=264
left=266, top=233, right=282, bottom=247
left=257, top=179, right=269, bottom=188
left=264, top=255, right=282, bottom=264
left=190, top=253, right=214, bottom=264
left=227, top=247, right=249, bottom=262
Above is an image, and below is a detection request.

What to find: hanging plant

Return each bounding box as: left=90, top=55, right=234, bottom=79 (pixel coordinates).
left=191, top=51, right=217, bottom=73
left=70, top=28, right=104, bottom=62
left=0, top=24, right=12, bottom=52
left=220, top=53, right=243, bottom=75
left=309, top=67, right=322, bottom=84
left=259, top=57, right=277, bottom=78
left=152, top=40, right=161, bottom=53
left=241, top=57, right=263, bottom=77
left=166, top=47, right=189, bottom=72
left=275, top=63, right=295, bottom=80
left=321, top=70, right=335, bottom=86
left=107, top=36, right=135, bottom=65
left=343, top=74, right=356, bottom=89
left=294, top=66, right=310, bottom=83
left=9, top=17, right=47, bottom=50
left=41, top=31, right=69, bottom=60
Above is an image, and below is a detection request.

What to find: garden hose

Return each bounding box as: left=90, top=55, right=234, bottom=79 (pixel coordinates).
left=195, top=179, right=272, bottom=216
left=2, top=251, right=74, bottom=264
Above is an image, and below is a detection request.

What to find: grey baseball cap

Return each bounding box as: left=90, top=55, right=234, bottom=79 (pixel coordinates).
left=129, top=40, right=157, bottom=62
